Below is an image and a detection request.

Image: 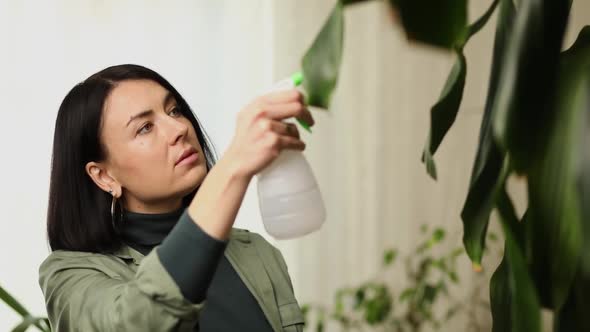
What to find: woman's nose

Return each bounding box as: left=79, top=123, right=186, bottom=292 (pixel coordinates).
left=163, top=116, right=188, bottom=145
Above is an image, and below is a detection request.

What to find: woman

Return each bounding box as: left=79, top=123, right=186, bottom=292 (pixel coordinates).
left=39, top=64, right=313, bottom=332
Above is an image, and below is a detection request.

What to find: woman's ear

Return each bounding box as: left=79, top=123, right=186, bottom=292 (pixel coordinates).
left=85, top=161, right=122, bottom=198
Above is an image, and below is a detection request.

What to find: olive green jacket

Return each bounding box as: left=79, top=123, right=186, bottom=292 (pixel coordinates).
left=38, top=228, right=305, bottom=332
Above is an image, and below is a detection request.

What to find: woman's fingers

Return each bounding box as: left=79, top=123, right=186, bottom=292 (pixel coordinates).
left=261, top=88, right=303, bottom=104
left=275, top=121, right=300, bottom=139
left=281, top=135, right=306, bottom=150
left=261, top=101, right=315, bottom=127
left=267, top=134, right=305, bottom=151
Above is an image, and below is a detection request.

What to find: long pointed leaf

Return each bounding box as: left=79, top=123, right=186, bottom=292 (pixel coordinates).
left=302, top=1, right=344, bottom=109
left=492, top=0, right=570, bottom=173
left=553, top=26, right=590, bottom=330
left=388, top=0, right=468, bottom=49
left=490, top=250, right=510, bottom=332
left=421, top=50, right=466, bottom=180
left=525, top=27, right=590, bottom=310
left=421, top=0, right=500, bottom=180
left=0, top=285, right=31, bottom=318
left=495, top=189, right=541, bottom=332
left=461, top=0, right=515, bottom=265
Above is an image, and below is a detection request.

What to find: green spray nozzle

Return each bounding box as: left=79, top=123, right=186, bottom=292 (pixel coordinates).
left=291, top=71, right=304, bottom=86
left=290, top=71, right=312, bottom=134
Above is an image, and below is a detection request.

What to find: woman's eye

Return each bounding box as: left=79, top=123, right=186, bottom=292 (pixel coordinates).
left=137, top=123, right=153, bottom=135
left=169, top=107, right=182, bottom=117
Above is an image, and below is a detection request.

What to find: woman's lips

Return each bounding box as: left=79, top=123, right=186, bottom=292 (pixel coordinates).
left=176, top=152, right=198, bottom=166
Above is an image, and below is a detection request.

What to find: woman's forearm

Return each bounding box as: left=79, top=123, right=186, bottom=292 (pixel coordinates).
left=187, top=154, right=252, bottom=241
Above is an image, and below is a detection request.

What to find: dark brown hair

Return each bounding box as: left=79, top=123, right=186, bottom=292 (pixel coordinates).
left=47, top=64, right=218, bottom=252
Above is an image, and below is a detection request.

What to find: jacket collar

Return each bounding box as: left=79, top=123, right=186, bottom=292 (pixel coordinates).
left=111, top=228, right=282, bottom=332
left=112, top=244, right=144, bottom=265
left=111, top=228, right=252, bottom=264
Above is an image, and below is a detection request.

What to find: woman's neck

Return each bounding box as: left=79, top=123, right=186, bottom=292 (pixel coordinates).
left=122, top=196, right=184, bottom=214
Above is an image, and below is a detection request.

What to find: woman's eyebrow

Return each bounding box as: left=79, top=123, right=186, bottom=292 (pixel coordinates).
left=163, top=91, right=175, bottom=107
left=125, top=92, right=175, bottom=128
left=126, top=110, right=153, bottom=128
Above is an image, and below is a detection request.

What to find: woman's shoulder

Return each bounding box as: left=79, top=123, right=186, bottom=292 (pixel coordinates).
left=40, top=249, right=110, bottom=267
left=38, top=248, right=133, bottom=280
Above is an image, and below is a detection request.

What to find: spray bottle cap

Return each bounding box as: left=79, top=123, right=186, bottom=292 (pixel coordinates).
left=290, top=72, right=312, bottom=133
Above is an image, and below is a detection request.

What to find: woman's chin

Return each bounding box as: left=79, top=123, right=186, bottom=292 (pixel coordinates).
left=178, top=166, right=207, bottom=193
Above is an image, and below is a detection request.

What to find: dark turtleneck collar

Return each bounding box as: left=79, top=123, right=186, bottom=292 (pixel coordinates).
left=120, top=205, right=186, bottom=255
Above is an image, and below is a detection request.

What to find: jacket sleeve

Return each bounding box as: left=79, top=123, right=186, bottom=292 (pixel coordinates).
left=39, top=209, right=227, bottom=332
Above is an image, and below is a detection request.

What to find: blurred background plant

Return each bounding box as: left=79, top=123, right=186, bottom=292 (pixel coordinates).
left=302, top=226, right=501, bottom=332
left=0, top=286, right=50, bottom=332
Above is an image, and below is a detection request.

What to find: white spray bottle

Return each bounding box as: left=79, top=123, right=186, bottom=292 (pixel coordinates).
left=256, top=72, right=326, bottom=240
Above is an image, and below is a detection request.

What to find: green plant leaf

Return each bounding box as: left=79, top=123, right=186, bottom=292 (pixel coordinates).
left=461, top=0, right=515, bottom=266
left=466, top=0, right=500, bottom=42
left=490, top=254, right=511, bottom=332
left=492, top=0, right=571, bottom=173
left=301, top=304, right=310, bottom=325
left=399, top=288, right=415, bottom=303
left=362, top=285, right=392, bottom=325
left=316, top=320, right=324, bottom=332
left=302, top=1, right=344, bottom=109
left=432, top=228, right=445, bottom=242
left=354, top=287, right=366, bottom=309
left=388, top=0, right=468, bottom=49
left=524, top=27, right=590, bottom=310
left=11, top=316, right=50, bottom=332
left=0, top=285, right=31, bottom=318
left=495, top=189, right=541, bottom=332
left=421, top=49, right=466, bottom=180
left=383, top=249, right=398, bottom=266
left=0, top=286, right=49, bottom=331
left=422, top=284, right=438, bottom=305
left=552, top=27, right=590, bottom=330
left=421, top=0, right=501, bottom=180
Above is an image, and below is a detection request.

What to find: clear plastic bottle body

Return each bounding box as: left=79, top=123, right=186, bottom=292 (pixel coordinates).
left=257, top=149, right=326, bottom=239
left=256, top=75, right=326, bottom=240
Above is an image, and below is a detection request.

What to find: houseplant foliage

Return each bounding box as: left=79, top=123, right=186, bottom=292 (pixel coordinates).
left=301, top=0, right=590, bottom=330
left=0, top=285, right=50, bottom=331
left=302, top=226, right=498, bottom=332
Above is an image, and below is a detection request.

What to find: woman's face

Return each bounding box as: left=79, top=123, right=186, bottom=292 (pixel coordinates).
left=85, top=79, right=207, bottom=213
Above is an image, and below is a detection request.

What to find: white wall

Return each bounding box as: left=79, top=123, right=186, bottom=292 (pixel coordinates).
left=0, top=1, right=276, bottom=329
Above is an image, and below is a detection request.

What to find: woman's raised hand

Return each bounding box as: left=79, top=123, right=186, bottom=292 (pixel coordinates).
left=225, top=88, right=315, bottom=180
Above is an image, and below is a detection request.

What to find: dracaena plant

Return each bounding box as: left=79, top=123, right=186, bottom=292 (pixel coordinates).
left=0, top=285, right=50, bottom=332
left=299, top=0, right=590, bottom=331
